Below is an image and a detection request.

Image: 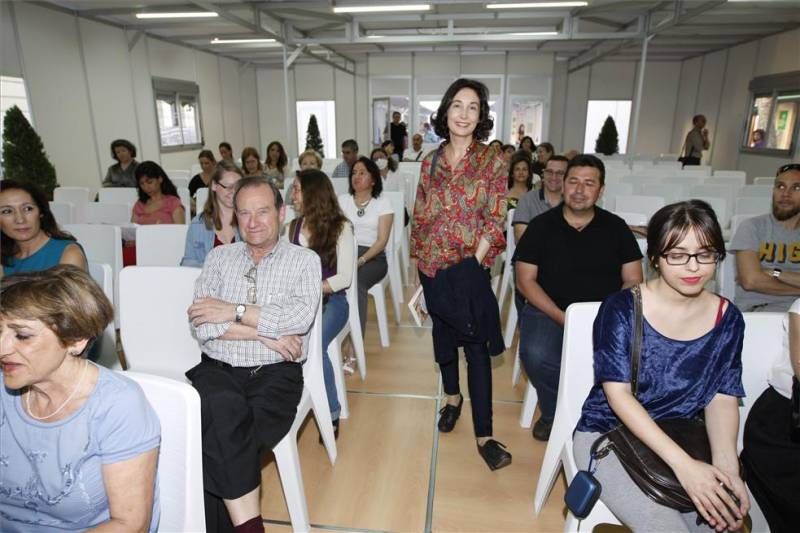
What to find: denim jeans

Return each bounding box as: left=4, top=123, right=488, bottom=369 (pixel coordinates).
left=518, top=303, right=564, bottom=423
left=322, top=292, right=349, bottom=420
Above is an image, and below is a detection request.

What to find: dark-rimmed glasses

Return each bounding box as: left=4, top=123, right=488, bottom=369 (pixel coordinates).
left=662, top=252, right=719, bottom=266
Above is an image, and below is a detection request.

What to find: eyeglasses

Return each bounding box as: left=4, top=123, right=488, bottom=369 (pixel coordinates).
left=777, top=163, right=800, bottom=175
left=216, top=180, right=238, bottom=190
left=662, top=251, right=719, bottom=266
left=244, top=265, right=257, bottom=304
left=543, top=169, right=566, bottom=178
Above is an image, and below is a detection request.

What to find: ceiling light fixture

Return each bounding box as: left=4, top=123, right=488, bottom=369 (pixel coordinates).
left=508, top=31, right=559, bottom=36
left=487, top=2, right=588, bottom=8
left=136, top=12, right=218, bottom=19
left=211, top=37, right=277, bottom=44
left=333, top=4, right=431, bottom=13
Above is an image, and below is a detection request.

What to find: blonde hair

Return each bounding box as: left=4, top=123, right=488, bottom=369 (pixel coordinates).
left=298, top=150, right=322, bottom=170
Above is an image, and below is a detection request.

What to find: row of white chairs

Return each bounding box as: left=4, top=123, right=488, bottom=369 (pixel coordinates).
left=53, top=186, right=192, bottom=225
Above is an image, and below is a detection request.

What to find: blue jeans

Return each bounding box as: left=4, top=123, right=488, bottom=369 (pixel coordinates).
left=518, top=303, right=564, bottom=423
left=322, top=292, right=349, bottom=420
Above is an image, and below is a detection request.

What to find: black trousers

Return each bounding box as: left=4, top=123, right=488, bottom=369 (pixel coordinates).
left=439, top=342, right=493, bottom=437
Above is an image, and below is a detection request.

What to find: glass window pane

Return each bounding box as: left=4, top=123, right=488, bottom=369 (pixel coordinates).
left=180, top=94, right=199, bottom=145
left=745, top=94, right=772, bottom=149
left=416, top=99, right=442, bottom=144
left=296, top=100, right=336, bottom=158
left=510, top=98, right=544, bottom=147
left=769, top=95, right=798, bottom=151
left=583, top=100, right=632, bottom=154
left=156, top=93, right=181, bottom=147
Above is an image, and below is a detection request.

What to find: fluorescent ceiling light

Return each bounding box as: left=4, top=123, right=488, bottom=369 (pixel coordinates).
left=333, top=4, right=431, bottom=13
left=487, top=2, right=588, bottom=8
left=136, top=12, right=217, bottom=19
left=508, top=31, right=559, bottom=36
left=367, top=35, right=385, bottom=39
left=211, top=38, right=276, bottom=44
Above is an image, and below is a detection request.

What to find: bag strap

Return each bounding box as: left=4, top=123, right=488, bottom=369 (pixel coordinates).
left=630, top=285, right=644, bottom=398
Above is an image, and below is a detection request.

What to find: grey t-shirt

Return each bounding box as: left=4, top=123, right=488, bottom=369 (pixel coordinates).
left=512, top=188, right=560, bottom=227
left=729, top=213, right=800, bottom=311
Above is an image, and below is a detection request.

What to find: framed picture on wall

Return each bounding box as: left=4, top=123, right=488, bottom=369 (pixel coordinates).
left=740, top=71, right=800, bottom=157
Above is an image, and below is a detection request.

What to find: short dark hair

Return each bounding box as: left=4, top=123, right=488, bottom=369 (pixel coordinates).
left=198, top=149, right=215, bottom=162
left=547, top=155, right=570, bottom=166
left=538, top=142, right=554, bottom=155
left=489, top=139, right=503, bottom=149
left=349, top=156, right=383, bottom=198
left=219, top=141, right=232, bottom=151
left=692, top=114, right=706, bottom=125
left=341, top=139, right=359, bottom=152
left=233, top=176, right=283, bottom=211
left=134, top=161, right=180, bottom=203
left=502, top=144, right=516, bottom=153
left=432, top=78, right=494, bottom=142
left=520, top=136, right=536, bottom=151
left=110, top=139, right=136, bottom=160
left=508, top=150, right=533, bottom=190
left=565, top=154, right=606, bottom=186
left=646, top=200, right=726, bottom=271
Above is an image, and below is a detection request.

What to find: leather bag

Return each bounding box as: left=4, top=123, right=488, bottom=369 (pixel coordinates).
left=596, top=285, right=711, bottom=513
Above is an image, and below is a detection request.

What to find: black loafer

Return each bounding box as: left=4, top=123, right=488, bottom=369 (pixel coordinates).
left=532, top=417, right=553, bottom=441
left=319, top=419, right=339, bottom=445
left=478, top=439, right=512, bottom=471
left=437, top=395, right=463, bottom=433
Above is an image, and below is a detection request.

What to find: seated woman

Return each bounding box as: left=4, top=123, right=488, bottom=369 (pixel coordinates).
left=533, top=142, right=554, bottom=178
left=131, top=161, right=186, bottom=225
left=338, top=157, right=393, bottom=339
left=189, top=149, right=217, bottom=198
left=371, top=147, right=399, bottom=180
left=102, top=139, right=138, bottom=188
left=264, top=141, right=289, bottom=188
left=740, top=298, right=800, bottom=532
left=241, top=146, right=265, bottom=178
left=381, top=140, right=399, bottom=161
left=182, top=160, right=243, bottom=268
left=0, top=265, right=160, bottom=532
left=573, top=200, right=749, bottom=532
left=519, top=135, right=536, bottom=155
left=287, top=169, right=354, bottom=435
left=298, top=149, right=322, bottom=171
left=507, top=150, right=535, bottom=210
left=1, top=180, right=86, bottom=276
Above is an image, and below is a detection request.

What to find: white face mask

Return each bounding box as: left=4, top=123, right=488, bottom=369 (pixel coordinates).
left=374, top=158, right=388, bottom=170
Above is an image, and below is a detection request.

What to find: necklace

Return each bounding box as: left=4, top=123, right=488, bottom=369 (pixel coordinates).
left=26, top=359, right=89, bottom=421
left=355, top=197, right=372, bottom=217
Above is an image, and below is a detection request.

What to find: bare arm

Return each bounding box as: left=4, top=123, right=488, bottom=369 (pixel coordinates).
left=789, top=311, right=800, bottom=378
left=513, top=223, right=527, bottom=244
left=172, top=204, right=186, bottom=224
left=515, top=261, right=565, bottom=326
left=359, top=213, right=393, bottom=264
left=620, top=259, right=644, bottom=289
left=60, top=243, right=88, bottom=271
left=474, top=236, right=491, bottom=264
left=88, top=449, right=158, bottom=532
left=736, top=250, right=800, bottom=295
left=766, top=268, right=800, bottom=289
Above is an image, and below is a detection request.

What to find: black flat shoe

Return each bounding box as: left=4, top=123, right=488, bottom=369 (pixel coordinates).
left=437, top=395, right=463, bottom=433
left=532, top=417, right=553, bottom=441
left=319, top=419, right=339, bottom=445
left=478, top=439, right=512, bottom=471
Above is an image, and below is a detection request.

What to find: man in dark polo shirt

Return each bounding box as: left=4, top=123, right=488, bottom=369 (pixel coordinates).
left=514, top=154, right=643, bottom=441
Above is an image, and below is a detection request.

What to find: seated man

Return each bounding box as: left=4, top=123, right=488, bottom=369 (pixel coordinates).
left=332, top=139, right=359, bottom=178
left=511, top=155, right=568, bottom=243
left=729, top=163, right=800, bottom=312
left=187, top=177, right=321, bottom=533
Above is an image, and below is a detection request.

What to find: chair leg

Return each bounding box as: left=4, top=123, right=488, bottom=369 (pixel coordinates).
left=369, top=285, right=390, bottom=348
left=348, top=314, right=367, bottom=381
left=327, top=336, right=350, bottom=420
left=273, top=436, right=311, bottom=533
left=387, top=253, right=403, bottom=325
left=497, top=264, right=512, bottom=310
left=399, top=237, right=410, bottom=287
left=533, top=417, right=569, bottom=515
left=519, top=381, right=537, bottom=428
left=511, top=343, right=521, bottom=387
left=305, top=360, right=337, bottom=464
left=504, top=302, right=518, bottom=349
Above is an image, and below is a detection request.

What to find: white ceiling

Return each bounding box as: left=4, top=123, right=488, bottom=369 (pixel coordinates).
left=43, top=1, right=800, bottom=73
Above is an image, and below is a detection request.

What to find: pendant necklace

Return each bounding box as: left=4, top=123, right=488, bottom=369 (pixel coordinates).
left=356, top=197, right=372, bottom=217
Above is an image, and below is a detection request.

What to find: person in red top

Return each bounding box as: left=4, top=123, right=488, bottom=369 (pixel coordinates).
left=410, top=78, right=511, bottom=470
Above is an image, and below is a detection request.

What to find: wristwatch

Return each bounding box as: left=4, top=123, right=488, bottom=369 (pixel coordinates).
left=235, top=304, right=246, bottom=323
left=772, top=268, right=782, bottom=278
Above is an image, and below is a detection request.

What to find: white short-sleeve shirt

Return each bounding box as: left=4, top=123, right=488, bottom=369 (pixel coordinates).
left=338, top=193, right=393, bottom=247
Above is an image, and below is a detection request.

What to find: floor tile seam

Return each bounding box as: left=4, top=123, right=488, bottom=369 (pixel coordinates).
left=345, top=389, right=524, bottom=406
left=262, top=518, right=393, bottom=533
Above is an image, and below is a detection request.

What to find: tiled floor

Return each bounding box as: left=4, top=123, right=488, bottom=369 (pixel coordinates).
left=256, top=288, right=574, bottom=532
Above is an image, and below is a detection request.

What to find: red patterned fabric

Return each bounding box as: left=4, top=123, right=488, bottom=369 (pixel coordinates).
left=410, top=141, right=507, bottom=278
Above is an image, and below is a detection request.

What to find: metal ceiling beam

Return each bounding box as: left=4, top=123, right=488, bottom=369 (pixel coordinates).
left=257, top=7, right=356, bottom=64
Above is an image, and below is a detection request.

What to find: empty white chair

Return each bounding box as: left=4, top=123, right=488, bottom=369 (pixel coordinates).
left=368, top=275, right=392, bottom=348
left=614, top=195, right=665, bottom=219
left=87, top=261, right=121, bottom=370
left=735, top=196, right=769, bottom=216
left=752, top=176, right=774, bottom=186
left=121, top=371, right=205, bottom=533
left=712, top=170, right=746, bottom=186
left=171, top=177, right=190, bottom=189
left=636, top=183, right=687, bottom=204
left=600, top=183, right=634, bottom=211
left=85, top=203, right=132, bottom=225
left=613, top=211, right=648, bottom=226
left=690, top=184, right=736, bottom=215
left=166, top=169, right=191, bottom=179
left=717, top=253, right=737, bottom=301
left=321, top=159, right=341, bottom=176
left=654, top=160, right=682, bottom=171
left=98, top=187, right=137, bottom=208
left=195, top=187, right=209, bottom=212
left=738, top=185, right=774, bottom=198
left=49, top=201, right=74, bottom=225
left=330, top=178, right=350, bottom=196
left=497, top=209, right=516, bottom=312
left=693, top=196, right=729, bottom=229
left=177, top=187, right=191, bottom=224
left=135, top=224, right=190, bottom=266
left=664, top=175, right=703, bottom=188
left=54, top=186, right=90, bottom=223
left=681, top=165, right=712, bottom=177
left=383, top=191, right=406, bottom=321
left=620, top=175, right=659, bottom=186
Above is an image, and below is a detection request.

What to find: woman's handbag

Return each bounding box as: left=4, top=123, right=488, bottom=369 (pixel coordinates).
left=595, top=285, right=712, bottom=513
left=791, top=376, right=800, bottom=443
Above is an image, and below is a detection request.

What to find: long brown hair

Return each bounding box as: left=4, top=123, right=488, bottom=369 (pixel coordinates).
left=202, top=160, right=244, bottom=230
left=290, top=169, right=349, bottom=269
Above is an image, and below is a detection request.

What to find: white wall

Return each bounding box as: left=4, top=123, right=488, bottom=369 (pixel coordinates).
left=3, top=2, right=258, bottom=193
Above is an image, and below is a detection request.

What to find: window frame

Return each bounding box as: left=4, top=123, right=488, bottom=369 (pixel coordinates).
left=152, top=77, right=204, bottom=153
left=739, top=71, right=800, bottom=157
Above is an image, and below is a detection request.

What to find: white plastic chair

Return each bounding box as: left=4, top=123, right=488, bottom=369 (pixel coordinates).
left=614, top=195, right=665, bottom=220
left=383, top=191, right=406, bottom=320
left=751, top=177, right=774, bottom=186
left=49, top=201, right=74, bottom=225
left=171, top=177, right=190, bottom=189
left=330, top=178, right=350, bottom=196
left=64, top=224, right=123, bottom=326
left=321, top=159, right=341, bottom=176
left=86, top=203, right=132, bottom=225
left=122, top=371, right=206, bottom=533
left=497, top=209, right=516, bottom=312
left=693, top=196, right=729, bottom=230
left=368, top=275, right=391, bottom=348
left=167, top=169, right=191, bottom=179
left=600, top=183, right=634, bottom=211
left=717, top=254, right=737, bottom=301
left=712, top=170, right=746, bottom=186
left=54, top=186, right=90, bottom=223
left=636, top=183, right=688, bottom=204
left=195, top=187, right=209, bottom=212
left=664, top=175, right=703, bottom=188
left=87, top=262, right=121, bottom=370
left=613, top=211, right=648, bottom=226
left=98, top=187, right=137, bottom=209
left=678, top=166, right=711, bottom=178
left=136, top=224, right=190, bottom=266
left=735, top=197, right=769, bottom=216
left=738, top=185, right=774, bottom=198
left=178, top=187, right=191, bottom=224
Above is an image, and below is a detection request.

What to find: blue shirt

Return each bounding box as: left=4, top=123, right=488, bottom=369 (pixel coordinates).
left=576, top=289, right=745, bottom=433
left=3, top=238, right=80, bottom=275
left=0, top=365, right=161, bottom=532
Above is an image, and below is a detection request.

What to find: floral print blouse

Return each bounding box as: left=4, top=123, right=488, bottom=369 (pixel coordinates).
left=410, top=140, right=507, bottom=278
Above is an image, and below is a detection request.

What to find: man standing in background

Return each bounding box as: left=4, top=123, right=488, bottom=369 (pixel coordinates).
left=680, top=114, right=710, bottom=166
left=389, top=111, right=408, bottom=161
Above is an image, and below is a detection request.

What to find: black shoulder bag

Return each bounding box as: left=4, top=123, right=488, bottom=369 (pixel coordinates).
left=595, top=285, right=712, bottom=512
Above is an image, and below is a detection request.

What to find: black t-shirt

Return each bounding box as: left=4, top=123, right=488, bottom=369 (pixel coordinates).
left=189, top=174, right=207, bottom=197
left=390, top=122, right=407, bottom=153
left=514, top=205, right=642, bottom=310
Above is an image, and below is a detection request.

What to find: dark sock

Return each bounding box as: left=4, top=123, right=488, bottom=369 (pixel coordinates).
left=233, top=516, right=263, bottom=533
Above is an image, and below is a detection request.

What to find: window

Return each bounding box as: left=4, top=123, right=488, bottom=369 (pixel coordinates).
left=152, top=78, right=203, bottom=151
left=296, top=100, right=336, bottom=159
left=0, top=76, right=32, bottom=175
left=509, top=97, right=544, bottom=147
left=372, top=96, right=409, bottom=148
left=742, top=71, right=800, bottom=155
left=583, top=100, right=632, bottom=155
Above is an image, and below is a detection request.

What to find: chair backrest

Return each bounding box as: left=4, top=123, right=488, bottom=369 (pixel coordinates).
left=712, top=170, right=746, bottom=186
left=344, top=225, right=363, bottom=341
left=120, top=371, right=205, bottom=533
left=636, top=183, right=687, bottom=204
left=166, top=169, right=191, bottom=179
left=49, top=201, right=74, bottom=225
left=195, top=187, right=209, bottom=212
left=177, top=187, right=191, bottom=224
left=738, top=312, right=784, bottom=449
left=614, top=195, right=665, bottom=219
left=382, top=191, right=405, bottom=251
left=86, top=203, right=132, bottom=225
left=601, top=183, right=634, bottom=210
left=87, top=262, right=121, bottom=370
left=693, top=195, right=729, bottom=229
left=505, top=208, right=517, bottom=265
left=734, top=196, right=769, bottom=216
left=557, top=303, right=603, bottom=427
left=119, top=266, right=202, bottom=381
left=716, top=254, right=737, bottom=301
left=614, top=211, right=648, bottom=226
left=321, top=159, right=340, bottom=176
left=98, top=187, right=138, bottom=209
left=664, top=175, right=703, bottom=187
left=54, top=187, right=90, bottom=223
left=330, top=178, right=350, bottom=196
left=171, top=177, right=190, bottom=189
left=706, top=175, right=746, bottom=188
left=136, top=225, right=190, bottom=266
left=738, top=185, right=773, bottom=198
left=751, top=176, right=774, bottom=186
left=679, top=166, right=711, bottom=177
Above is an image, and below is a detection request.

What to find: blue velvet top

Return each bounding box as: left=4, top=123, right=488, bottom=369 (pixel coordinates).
left=576, top=289, right=745, bottom=434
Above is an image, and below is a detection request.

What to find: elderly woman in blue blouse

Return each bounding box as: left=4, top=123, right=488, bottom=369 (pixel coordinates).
left=0, top=265, right=160, bottom=532
left=181, top=160, right=243, bottom=267
left=573, top=200, right=749, bottom=532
